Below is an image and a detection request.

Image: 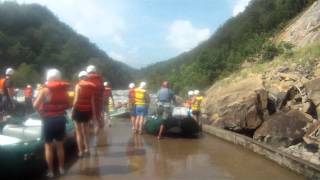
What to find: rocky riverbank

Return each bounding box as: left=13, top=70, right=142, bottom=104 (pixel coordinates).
left=202, top=0, right=320, bottom=167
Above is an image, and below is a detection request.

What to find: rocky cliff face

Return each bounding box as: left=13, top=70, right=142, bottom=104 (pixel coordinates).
left=277, top=0, right=320, bottom=47
left=203, top=1, right=320, bottom=166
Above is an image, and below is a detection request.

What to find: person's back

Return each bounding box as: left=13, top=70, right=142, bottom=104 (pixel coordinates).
left=157, top=88, right=174, bottom=103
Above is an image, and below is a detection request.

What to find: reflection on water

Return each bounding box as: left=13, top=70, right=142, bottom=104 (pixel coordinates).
left=62, top=119, right=304, bottom=180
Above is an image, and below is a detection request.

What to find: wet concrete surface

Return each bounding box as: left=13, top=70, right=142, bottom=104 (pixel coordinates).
left=62, top=118, right=304, bottom=180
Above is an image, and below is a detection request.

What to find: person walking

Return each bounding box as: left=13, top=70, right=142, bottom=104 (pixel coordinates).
left=157, top=81, right=176, bottom=140
left=134, top=82, right=149, bottom=134
left=128, top=83, right=136, bottom=132
left=72, top=71, right=96, bottom=157
left=33, top=69, right=70, bottom=178
left=191, top=90, right=204, bottom=124
left=103, top=81, right=114, bottom=127
left=86, top=65, right=105, bottom=133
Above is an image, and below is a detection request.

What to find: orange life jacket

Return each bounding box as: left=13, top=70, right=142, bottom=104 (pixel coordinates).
left=104, top=87, right=112, bottom=98
left=128, top=88, right=135, bottom=104
left=74, top=80, right=96, bottom=111
left=0, top=78, right=6, bottom=95
left=24, top=87, right=33, bottom=98
left=41, top=81, right=70, bottom=118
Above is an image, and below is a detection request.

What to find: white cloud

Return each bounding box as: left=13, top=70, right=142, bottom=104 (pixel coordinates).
left=166, top=20, right=210, bottom=53
left=14, top=0, right=127, bottom=47
left=233, top=0, right=251, bottom=16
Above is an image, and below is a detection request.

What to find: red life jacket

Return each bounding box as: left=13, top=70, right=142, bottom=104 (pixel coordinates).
left=128, top=88, right=135, bottom=104
left=87, top=73, right=103, bottom=99
left=74, top=80, right=96, bottom=111
left=41, top=81, right=70, bottom=118
left=24, top=87, right=33, bottom=98
left=104, top=87, right=112, bottom=98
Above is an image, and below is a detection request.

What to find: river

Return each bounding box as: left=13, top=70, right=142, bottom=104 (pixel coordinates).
left=61, top=118, right=304, bottom=180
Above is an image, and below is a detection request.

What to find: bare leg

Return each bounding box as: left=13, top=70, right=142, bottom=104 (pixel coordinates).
left=131, top=115, right=136, bottom=131
left=157, top=124, right=165, bottom=139
left=139, top=116, right=144, bottom=134
left=74, top=122, right=83, bottom=156
left=135, top=116, right=141, bottom=134
left=82, top=122, right=89, bottom=153
left=56, top=141, right=65, bottom=171
left=45, top=143, right=54, bottom=173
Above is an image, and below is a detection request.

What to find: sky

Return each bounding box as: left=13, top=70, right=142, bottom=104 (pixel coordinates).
left=9, top=0, right=251, bottom=68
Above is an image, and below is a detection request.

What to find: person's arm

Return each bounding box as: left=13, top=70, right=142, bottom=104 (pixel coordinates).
left=72, top=85, right=80, bottom=107
left=33, top=88, right=46, bottom=110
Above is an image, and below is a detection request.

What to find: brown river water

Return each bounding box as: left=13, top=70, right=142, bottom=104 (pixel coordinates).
left=60, top=118, right=304, bottom=180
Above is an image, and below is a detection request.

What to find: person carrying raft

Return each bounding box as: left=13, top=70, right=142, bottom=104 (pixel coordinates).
left=72, top=71, right=96, bottom=157
left=134, top=81, right=150, bottom=134
left=0, top=68, right=15, bottom=120
left=33, top=69, right=70, bottom=178
left=128, top=83, right=136, bottom=132
left=157, top=81, right=176, bottom=140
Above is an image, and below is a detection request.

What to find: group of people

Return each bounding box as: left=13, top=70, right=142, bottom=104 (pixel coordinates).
left=0, top=66, right=204, bottom=178
left=127, top=80, right=204, bottom=139
left=0, top=65, right=113, bottom=178
left=128, top=81, right=150, bottom=135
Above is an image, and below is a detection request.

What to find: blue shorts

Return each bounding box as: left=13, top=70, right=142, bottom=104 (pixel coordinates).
left=135, top=106, right=146, bottom=116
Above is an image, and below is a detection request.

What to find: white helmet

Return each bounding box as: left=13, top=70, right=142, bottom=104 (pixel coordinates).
left=188, top=90, right=194, bottom=96
left=27, top=85, right=32, bottom=88
left=86, top=65, right=96, bottom=73
left=194, top=90, right=200, bottom=95
left=5, top=68, right=14, bottom=76
left=140, top=81, right=146, bottom=88
left=46, top=68, right=61, bottom=81
left=78, top=71, right=88, bottom=78
left=104, top=82, right=108, bottom=87
left=129, top=83, right=135, bottom=89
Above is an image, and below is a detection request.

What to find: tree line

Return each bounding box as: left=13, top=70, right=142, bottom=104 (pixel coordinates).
left=0, top=2, right=135, bottom=88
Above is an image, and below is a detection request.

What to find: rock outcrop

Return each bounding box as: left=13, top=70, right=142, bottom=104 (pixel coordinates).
left=253, top=110, right=311, bottom=147
left=204, top=76, right=268, bottom=132
left=277, top=1, right=320, bottom=47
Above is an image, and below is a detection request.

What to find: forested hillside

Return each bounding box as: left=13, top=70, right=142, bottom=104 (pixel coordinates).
left=0, top=2, right=135, bottom=88
left=141, top=0, right=315, bottom=94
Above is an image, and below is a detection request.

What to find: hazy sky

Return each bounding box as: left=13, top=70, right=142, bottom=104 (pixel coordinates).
left=10, top=0, right=251, bottom=68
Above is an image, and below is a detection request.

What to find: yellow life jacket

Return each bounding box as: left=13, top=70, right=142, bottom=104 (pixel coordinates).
left=134, top=88, right=146, bottom=106
left=192, top=96, right=203, bottom=111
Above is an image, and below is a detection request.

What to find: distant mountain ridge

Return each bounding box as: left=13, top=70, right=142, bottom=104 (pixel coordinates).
left=0, top=2, right=135, bottom=88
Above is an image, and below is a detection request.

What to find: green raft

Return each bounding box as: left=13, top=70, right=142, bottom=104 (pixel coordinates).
left=145, top=115, right=200, bottom=136
left=0, top=112, right=75, bottom=178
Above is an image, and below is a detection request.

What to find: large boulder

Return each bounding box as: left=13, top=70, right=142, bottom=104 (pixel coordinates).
left=204, top=75, right=268, bottom=132
left=305, top=78, right=320, bottom=107
left=253, top=110, right=311, bottom=147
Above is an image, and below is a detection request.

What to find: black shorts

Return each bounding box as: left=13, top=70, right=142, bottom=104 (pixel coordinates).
left=72, top=109, right=92, bottom=123
left=42, top=116, right=66, bottom=143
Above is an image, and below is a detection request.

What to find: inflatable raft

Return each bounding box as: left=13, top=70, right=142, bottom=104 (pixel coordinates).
left=145, top=107, right=200, bottom=136
left=0, top=112, right=75, bottom=178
